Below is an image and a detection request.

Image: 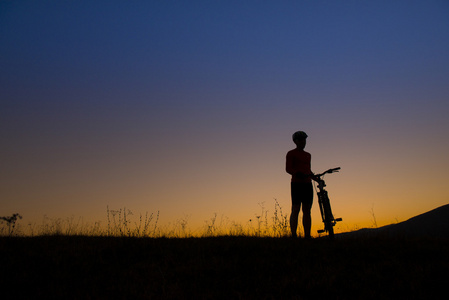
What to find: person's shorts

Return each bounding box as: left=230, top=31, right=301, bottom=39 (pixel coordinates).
left=291, top=182, right=313, bottom=207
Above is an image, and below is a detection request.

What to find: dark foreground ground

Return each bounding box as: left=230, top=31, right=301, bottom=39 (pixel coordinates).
left=1, top=235, right=448, bottom=299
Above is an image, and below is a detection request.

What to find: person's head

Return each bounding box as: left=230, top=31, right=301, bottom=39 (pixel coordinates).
left=292, top=131, right=308, bottom=150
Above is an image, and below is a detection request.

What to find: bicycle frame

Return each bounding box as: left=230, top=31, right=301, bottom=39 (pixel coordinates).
left=314, top=167, right=342, bottom=238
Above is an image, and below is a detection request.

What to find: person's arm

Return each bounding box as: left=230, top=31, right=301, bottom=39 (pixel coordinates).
left=309, top=155, right=317, bottom=181
left=308, top=155, right=319, bottom=182
left=286, top=152, right=295, bottom=176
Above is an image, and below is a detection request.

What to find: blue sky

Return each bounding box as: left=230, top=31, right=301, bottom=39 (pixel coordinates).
left=1, top=1, right=449, bottom=233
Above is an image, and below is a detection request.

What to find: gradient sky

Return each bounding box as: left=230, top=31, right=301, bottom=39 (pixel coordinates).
left=1, top=1, right=449, bottom=235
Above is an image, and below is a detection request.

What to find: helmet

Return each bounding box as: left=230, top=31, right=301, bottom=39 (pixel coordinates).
left=292, top=131, right=308, bottom=141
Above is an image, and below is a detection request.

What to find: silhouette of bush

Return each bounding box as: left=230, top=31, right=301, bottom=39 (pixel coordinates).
left=0, top=213, right=22, bottom=236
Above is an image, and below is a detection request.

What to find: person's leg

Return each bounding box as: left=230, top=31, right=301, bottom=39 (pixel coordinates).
left=302, top=182, right=314, bottom=238
left=290, top=204, right=301, bottom=237
left=302, top=202, right=312, bottom=238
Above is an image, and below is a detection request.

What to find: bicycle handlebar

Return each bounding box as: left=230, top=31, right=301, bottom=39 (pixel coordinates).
left=314, top=167, right=341, bottom=178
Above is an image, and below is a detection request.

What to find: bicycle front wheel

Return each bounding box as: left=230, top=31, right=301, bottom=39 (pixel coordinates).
left=328, top=225, right=334, bottom=239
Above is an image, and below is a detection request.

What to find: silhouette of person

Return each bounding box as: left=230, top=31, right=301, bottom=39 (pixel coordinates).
left=286, top=131, right=316, bottom=239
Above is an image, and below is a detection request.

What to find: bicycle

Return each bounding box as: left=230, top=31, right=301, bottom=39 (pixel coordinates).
left=313, top=167, right=342, bottom=238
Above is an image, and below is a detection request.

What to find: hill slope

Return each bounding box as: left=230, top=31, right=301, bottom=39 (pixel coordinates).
left=339, top=204, right=449, bottom=239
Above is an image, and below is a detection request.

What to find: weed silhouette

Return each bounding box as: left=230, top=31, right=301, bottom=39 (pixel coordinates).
left=0, top=213, right=22, bottom=236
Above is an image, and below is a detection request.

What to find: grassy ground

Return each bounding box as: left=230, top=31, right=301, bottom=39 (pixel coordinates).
left=1, top=235, right=448, bottom=299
